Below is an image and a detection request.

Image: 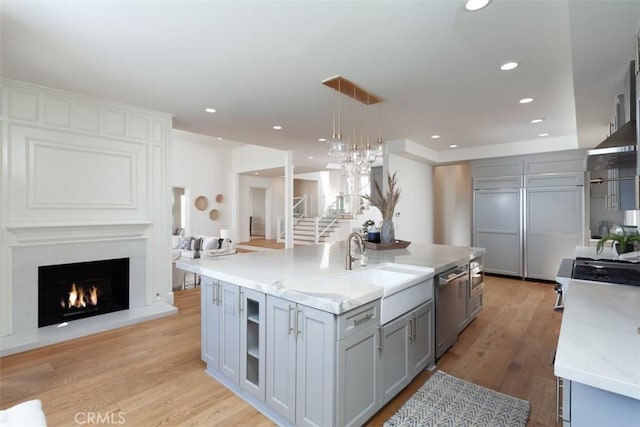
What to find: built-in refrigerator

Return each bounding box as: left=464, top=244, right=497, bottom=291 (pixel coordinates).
left=473, top=172, right=585, bottom=281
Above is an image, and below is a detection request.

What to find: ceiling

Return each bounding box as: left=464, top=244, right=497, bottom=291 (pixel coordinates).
left=2, top=0, right=639, bottom=174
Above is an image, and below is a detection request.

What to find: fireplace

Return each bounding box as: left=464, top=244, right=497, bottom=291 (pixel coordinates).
left=38, top=258, right=130, bottom=327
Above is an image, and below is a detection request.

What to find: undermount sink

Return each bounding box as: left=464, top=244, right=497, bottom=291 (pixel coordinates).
left=337, top=263, right=435, bottom=324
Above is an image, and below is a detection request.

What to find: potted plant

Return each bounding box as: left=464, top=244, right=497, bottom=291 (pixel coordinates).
left=596, top=228, right=640, bottom=255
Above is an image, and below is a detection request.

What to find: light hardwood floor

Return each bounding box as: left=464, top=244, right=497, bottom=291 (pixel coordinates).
left=1, top=273, right=561, bottom=426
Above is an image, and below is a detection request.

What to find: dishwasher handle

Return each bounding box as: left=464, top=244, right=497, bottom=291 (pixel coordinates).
left=439, top=269, right=468, bottom=285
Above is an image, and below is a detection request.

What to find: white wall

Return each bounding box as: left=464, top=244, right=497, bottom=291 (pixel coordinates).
left=386, top=154, right=434, bottom=244
left=171, top=129, right=233, bottom=237
left=433, top=163, right=472, bottom=246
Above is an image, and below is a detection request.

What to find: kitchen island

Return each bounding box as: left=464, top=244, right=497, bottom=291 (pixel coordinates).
left=177, top=242, right=484, bottom=427
left=554, top=278, right=640, bottom=426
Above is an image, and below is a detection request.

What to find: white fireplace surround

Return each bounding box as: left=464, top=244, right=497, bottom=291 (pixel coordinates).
left=1, top=80, right=176, bottom=356
left=0, top=236, right=176, bottom=356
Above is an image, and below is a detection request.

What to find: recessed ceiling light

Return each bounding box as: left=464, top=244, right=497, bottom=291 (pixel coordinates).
left=500, top=62, right=519, bottom=71
left=531, top=118, right=545, bottom=123
left=204, top=108, right=216, bottom=113
left=273, top=125, right=282, bottom=130
left=254, top=172, right=259, bottom=175
left=308, top=156, right=314, bottom=160
left=519, top=97, right=534, bottom=104
left=465, top=0, right=491, bottom=11
left=318, top=138, right=327, bottom=142
left=217, top=137, right=223, bottom=140
left=431, top=135, right=440, bottom=139
left=449, top=144, right=458, bottom=148
left=538, top=133, right=550, bottom=137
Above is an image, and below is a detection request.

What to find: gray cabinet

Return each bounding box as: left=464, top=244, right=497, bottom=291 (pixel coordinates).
left=408, top=300, right=434, bottom=377
left=201, top=276, right=239, bottom=383
left=266, top=295, right=335, bottom=427
left=379, top=301, right=434, bottom=407
left=558, top=377, right=640, bottom=426
left=265, top=295, right=297, bottom=422
left=379, top=315, right=411, bottom=406
left=336, top=324, right=379, bottom=427
left=201, top=277, right=220, bottom=368
left=240, top=288, right=265, bottom=401
left=201, top=276, right=432, bottom=427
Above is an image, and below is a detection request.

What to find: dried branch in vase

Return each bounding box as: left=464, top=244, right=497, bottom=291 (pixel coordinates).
left=362, top=171, right=401, bottom=221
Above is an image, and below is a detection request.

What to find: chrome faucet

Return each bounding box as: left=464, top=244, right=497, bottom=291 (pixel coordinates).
left=345, top=232, right=366, bottom=270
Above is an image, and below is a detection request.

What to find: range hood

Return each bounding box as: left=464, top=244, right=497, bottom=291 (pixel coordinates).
left=588, top=59, right=637, bottom=175
left=587, top=119, right=637, bottom=173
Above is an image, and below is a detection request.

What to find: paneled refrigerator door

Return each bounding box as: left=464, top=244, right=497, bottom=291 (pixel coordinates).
left=473, top=180, right=523, bottom=277
left=525, top=173, right=585, bottom=281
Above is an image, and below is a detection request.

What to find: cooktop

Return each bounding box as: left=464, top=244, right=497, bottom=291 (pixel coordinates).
left=572, top=257, right=640, bottom=286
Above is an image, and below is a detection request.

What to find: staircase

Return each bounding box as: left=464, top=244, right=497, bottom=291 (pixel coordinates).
left=293, top=217, right=343, bottom=245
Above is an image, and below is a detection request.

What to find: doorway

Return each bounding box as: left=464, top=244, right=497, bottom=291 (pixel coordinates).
left=172, top=186, right=190, bottom=235
left=249, top=187, right=267, bottom=238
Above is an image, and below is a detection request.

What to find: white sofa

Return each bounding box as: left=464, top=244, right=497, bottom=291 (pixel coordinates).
left=171, top=235, right=236, bottom=290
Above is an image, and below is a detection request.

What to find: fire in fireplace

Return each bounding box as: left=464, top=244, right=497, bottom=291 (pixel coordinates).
left=38, top=258, right=130, bottom=327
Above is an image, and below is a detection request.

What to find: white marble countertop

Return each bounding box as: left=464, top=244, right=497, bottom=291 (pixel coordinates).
left=177, top=242, right=484, bottom=314
left=554, top=279, right=640, bottom=400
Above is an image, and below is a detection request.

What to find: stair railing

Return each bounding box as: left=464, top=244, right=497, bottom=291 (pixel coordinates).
left=312, top=196, right=344, bottom=243
left=292, top=196, right=306, bottom=227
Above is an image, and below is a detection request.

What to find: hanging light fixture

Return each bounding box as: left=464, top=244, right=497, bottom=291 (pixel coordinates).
left=322, top=76, right=384, bottom=176
left=327, top=78, right=345, bottom=158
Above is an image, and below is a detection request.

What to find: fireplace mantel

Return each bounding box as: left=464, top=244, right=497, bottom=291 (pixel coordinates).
left=1, top=79, right=174, bottom=350
left=7, top=221, right=152, bottom=244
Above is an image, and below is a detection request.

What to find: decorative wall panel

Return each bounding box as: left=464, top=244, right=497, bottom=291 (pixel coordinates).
left=74, top=102, right=101, bottom=132
left=103, top=109, right=127, bottom=137
left=8, top=125, right=146, bottom=223
left=43, top=96, right=72, bottom=128
left=28, top=140, right=136, bottom=208
left=129, top=115, right=149, bottom=141
left=7, top=86, right=38, bottom=121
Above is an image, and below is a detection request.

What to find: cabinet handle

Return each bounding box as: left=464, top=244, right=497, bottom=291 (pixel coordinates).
left=288, top=305, right=294, bottom=334
left=378, top=326, right=384, bottom=352
left=295, top=307, right=302, bottom=338
left=408, top=318, right=413, bottom=342
left=214, top=282, right=219, bottom=305
left=413, top=315, right=418, bottom=339
left=211, top=283, right=216, bottom=304
left=353, top=313, right=373, bottom=326
left=556, top=377, right=564, bottom=422
left=239, top=290, right=244, bottom=313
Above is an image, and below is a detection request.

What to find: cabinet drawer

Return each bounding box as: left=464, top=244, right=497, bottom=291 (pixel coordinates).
left=337, top=300, right=380, bottom=341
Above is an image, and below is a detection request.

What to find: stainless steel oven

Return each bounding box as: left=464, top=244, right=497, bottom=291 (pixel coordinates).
left=468, top=257, right=484, bottom=321
left=469, top=257, right=484, bottom=299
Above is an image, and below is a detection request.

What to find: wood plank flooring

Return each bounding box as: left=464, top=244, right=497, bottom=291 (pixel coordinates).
left=1, top=272, right=562, bottom=426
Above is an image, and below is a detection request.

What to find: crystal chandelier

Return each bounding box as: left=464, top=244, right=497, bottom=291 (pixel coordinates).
left=322, top=76, right=384, bottom=177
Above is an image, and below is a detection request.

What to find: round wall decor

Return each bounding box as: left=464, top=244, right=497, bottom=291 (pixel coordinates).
left=209, top=209, right=220, bottom=221
left=215, top=194, right=224, bottom=203
left=194, top=196, right=208, bottom=211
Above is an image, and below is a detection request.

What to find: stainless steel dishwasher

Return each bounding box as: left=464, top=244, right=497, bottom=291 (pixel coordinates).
left=436, top=264, right=469, bottom=359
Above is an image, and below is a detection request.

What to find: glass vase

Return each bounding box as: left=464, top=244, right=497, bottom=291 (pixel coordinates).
left=380, top=220, right=395, bottom=244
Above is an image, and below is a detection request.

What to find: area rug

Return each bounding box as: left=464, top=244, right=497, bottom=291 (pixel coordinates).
left=384, top=371, right=530, bottom=427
